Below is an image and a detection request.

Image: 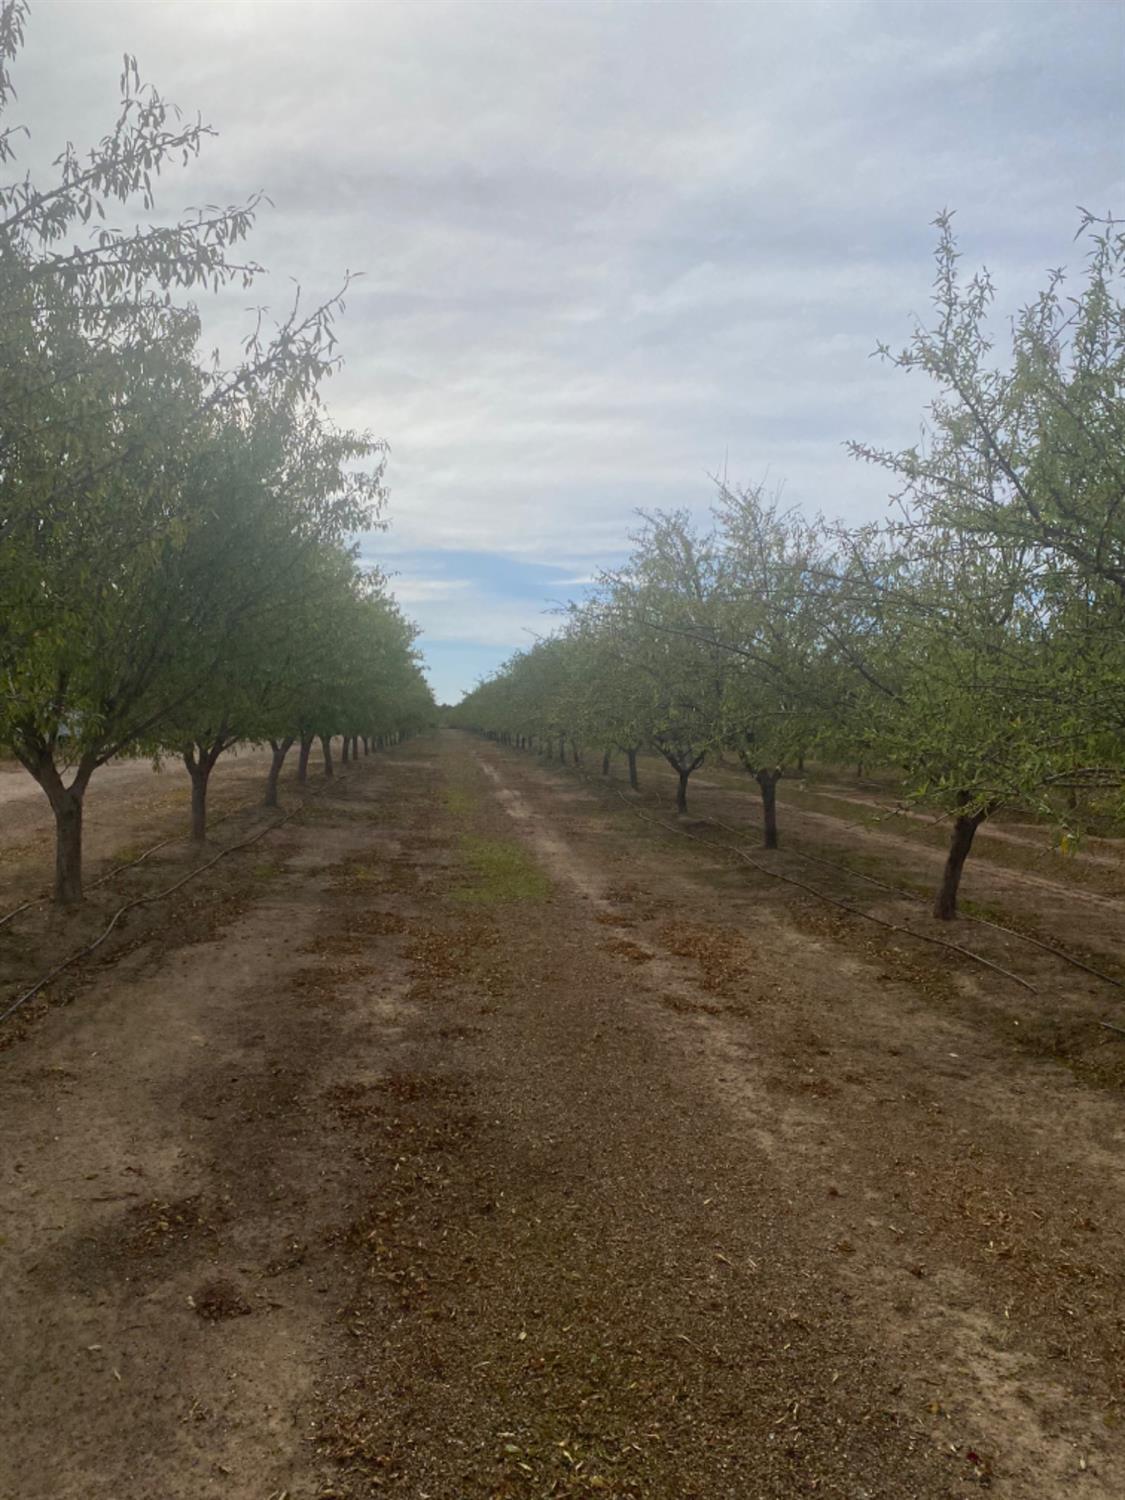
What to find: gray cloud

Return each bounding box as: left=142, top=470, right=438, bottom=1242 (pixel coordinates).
left=15, top=0, right=1125, bottom=686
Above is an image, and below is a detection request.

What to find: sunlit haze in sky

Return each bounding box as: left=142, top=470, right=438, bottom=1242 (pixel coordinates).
left=20, top=0, right=1125, bottom=700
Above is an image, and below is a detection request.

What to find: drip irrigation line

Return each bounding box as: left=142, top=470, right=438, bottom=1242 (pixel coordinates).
left=702, top=814, right=1124, bottom=993
left=0, top=787, right=259, bottom=932
left=610, top=789, right=1036, bottom=993
left=0, top=898, right=32, bottom=932
left=532, top=749, right=1039, bottom=994
left=0, top=765, right=360, bottom=1029
left=577, top=756, right=1119, bottom=993
left=492, top=744, right=1125, bottom=1028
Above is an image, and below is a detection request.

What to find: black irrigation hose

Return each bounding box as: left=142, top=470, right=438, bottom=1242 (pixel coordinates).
left=703, top=813, right=1124, bottom=992
left=611, top=789, right=1037, bottom=993
left=509, top=745, right=1041, bottom=994
left=0, top=898, right=32, bottom=932
left=0, top=765, right=360, bottom=1028
left=570, top=754, right=1122, bottom=993
left=0, top=780, right=267, bottom=932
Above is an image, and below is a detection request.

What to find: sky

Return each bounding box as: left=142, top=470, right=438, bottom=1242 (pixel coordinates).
left=15, top=0, right=1125, bottom=702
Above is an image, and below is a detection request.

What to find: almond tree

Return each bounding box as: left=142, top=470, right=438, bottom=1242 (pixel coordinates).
left=0, top=8, right=383, bottom=900
left=598, top=513, right=729, bottom=815
left=712, top=484, right=835, bottom=848
left=846, top=213, right=1125, bottom=916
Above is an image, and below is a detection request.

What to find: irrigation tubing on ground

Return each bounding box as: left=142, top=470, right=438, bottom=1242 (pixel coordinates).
left=577, top=755, right=1122, bottom=993
left=611, top=789, right=1037, bottom=993
left=0, top=784, right=266, bottom=932
left=513, top=748, right=1039, bottom=995
left=701, top=813, right=1124, bottom=993
left=0, top=763, right=362, bottom=1028
left=486, top=743, right=1125, bottom=1025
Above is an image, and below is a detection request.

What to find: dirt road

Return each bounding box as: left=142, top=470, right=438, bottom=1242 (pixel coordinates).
left=1, top=732, right=1121, bottom=1499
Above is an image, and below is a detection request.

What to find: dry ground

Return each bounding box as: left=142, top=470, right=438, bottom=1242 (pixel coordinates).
left=0, top=746, right=285, bottom=913
left=0, top=731, right=1121, bottom=1500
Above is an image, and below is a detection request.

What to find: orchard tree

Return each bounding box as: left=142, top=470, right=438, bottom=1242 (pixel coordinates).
left=846, top=213, right=1125, bottom=916
left=563, top=611, right=651, bottom=790
left=599, top=512, right=729, bottom=815
left=712, top=484, right=835, bottom=848
left=0, top=6, right=384, bottom=900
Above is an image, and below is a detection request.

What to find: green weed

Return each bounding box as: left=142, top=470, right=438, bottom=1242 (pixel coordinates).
left=452, top=835, right=549, bottom=904
left=443, top=786, right=476, bottom=819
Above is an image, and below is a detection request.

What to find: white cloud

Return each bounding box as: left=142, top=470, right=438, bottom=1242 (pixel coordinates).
left=16, top=0, right=1125, bottom=688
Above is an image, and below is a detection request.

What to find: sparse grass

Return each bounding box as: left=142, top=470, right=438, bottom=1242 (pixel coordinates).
left=109, top=840, right=150, bottom=865
left=453, top=835, right=550, bottom=905
left=443, top=786, right=476, bottom=819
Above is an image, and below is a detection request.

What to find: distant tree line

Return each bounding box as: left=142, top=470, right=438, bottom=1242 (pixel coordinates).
left=451, top=213, right=1125, bottom=920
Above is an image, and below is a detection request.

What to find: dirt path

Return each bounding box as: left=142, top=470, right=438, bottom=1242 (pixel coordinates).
left=1, top=732, right=1121, bottom=1499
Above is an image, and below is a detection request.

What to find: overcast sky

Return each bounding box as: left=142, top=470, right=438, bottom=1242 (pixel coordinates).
left=17, top=0, right=1125, bottom=701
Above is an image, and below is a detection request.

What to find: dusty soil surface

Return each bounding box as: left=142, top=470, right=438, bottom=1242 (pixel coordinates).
left=632, top=754, right=1125, bottom=972
left=0, top=732, right=1121, bottom=1499
left=0, top=745, right=280, bottom=912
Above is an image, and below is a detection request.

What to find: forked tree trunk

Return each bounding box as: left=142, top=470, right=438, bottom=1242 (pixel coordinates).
left=264, top=737, right=294, bottom=808
left=297, top=735, right=314, bottom=784
left=755, top=767, right=782, bottom=850
left=320, top=735, right=334, bottom=778
left=627, top=748, right=639, bottom=790
left=934, top=805, right=987, bottom=920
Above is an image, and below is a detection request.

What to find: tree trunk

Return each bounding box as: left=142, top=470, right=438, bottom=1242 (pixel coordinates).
left=934, top=808, right=985, bottom=920
left=601, top=749, right=611, bottom=776
left=297, top=735, right=314, bottom=784
left=797, top=751, right=805, bottom=773
left=627, top=748, right=639, bottom=790
left=19, top=747, right=103, bottom=907
left=676, top=768, right=690, bottom=815
left=184, top=752, right=211, bottom=843
left=558, top=734, right=566, bottom=763
left=755, top=767, right=782, bottom=850
left=265, top=737, right=294, bottom=808
left=320, top=734, right=334, bottom=778
left=50, top=784, right=86, bottom=906
left=341, top=736, right=351, bottom=765
left=362, top=736, right=370, bottom=756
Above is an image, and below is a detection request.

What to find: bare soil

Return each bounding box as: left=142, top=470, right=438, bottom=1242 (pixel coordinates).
left=0, top=745, right=278, bottom=912
left=0, top=732, right=1121, bottom=1499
